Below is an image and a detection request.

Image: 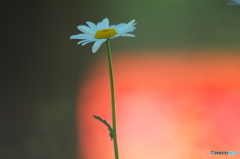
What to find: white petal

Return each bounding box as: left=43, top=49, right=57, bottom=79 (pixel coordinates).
left=77, top=39, right=95, bottom=45
left=109, top=25, right=117, bottom=29
left=82, top=41, right=92, bottom=46
left=120, top=33, right=135, bottom=37
left=77, top=25, right=95, bottom=34
left=97, top=21, right=104, bottom=30
left=70, top=34, right=95, bottom=40
left=102, top=18, right=109, bottom=29
left=117, top=20, right=136, bottom=32
left=127, top=19, right=136, bottom=26
left=86, top=21, right=98, bottom=31
left=123, top=24, right=137, bottom=33
left=92, top=39, right=107, bottom=53
left=109, top=35, right=120, bottom=39
left=120, top=26, right=136, bottom=33
left=116, top=23, right=126, bottom=29
left=122, top=20, right=135, bottom=29
left=109, top=33, right=135, bottom=39
left=77, top=40, right=87, bottom=45
left=116, top=25, right=136, bottom=36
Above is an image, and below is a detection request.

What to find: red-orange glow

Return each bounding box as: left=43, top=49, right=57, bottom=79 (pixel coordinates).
left=77, top=50, right=240, bottom=159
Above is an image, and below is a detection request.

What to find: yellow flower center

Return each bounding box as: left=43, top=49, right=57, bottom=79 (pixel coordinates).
left=95, top=28, right=117, bottom=39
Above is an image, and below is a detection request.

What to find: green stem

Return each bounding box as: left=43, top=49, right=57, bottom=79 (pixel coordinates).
left=106, top=40, right=119, bottom=159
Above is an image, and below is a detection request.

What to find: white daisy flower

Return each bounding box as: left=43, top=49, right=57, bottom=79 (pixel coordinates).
left=227, top=0, right=240, bottom=5
left=70, top=18, right=137, bottom=53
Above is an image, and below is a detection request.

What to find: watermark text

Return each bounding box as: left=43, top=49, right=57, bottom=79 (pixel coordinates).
left=210, top=150, right=238, bottom=155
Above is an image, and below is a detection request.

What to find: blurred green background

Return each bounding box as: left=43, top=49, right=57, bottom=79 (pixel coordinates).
left=1, top=0, right=240, bottom=159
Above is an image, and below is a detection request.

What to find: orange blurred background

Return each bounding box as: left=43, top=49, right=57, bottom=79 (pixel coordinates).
left=77, top=50, right=240, bottom=159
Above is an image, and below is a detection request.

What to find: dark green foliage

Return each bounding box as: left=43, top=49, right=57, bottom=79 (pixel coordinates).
left=93, top=115, right=114, bottom=140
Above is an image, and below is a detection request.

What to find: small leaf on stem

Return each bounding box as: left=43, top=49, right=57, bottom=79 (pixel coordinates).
left=93, top=115, right=114, bottom=140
